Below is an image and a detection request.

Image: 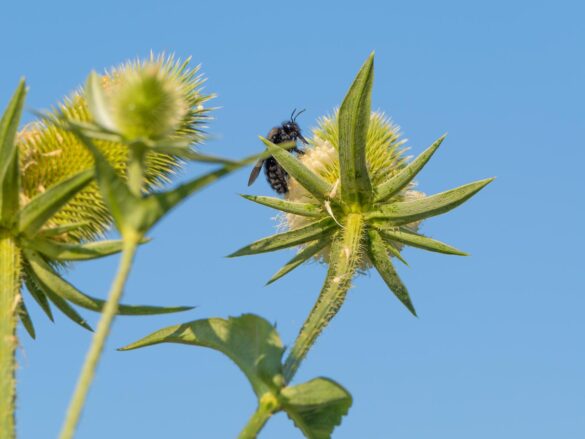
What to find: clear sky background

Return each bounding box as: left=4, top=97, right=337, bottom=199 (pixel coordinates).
left=2, top=0, right=584, bottom=438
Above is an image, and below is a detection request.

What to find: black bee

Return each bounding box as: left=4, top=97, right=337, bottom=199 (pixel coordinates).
left=248, top=109, right=309, bottom=194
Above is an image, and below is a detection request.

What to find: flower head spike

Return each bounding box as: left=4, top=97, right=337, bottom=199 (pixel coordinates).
left=233, top=53, right=494, bottom=380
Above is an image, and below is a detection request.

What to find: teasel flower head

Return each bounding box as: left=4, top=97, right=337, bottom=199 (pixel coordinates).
left=231, top=53, right=494, bottom=381
left=285, top=110, right=425, bottom=264
left=0, top=54, right=209, bottom=338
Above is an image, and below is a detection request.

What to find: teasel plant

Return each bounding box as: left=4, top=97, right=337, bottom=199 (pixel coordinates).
left=0, top=53, right=217, bottom=439
left=118, top=53, right=493, bottom=439
left=228, top=52, right=493, bottom=401
left=51, top=55, right=268, bottom=439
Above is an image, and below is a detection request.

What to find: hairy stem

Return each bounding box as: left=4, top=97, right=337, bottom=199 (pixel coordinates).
left=59, top=232, right=140, bottom=439
left=283, top=213, right=364, bottom=382
left=0, top=232, right=21, bottom=439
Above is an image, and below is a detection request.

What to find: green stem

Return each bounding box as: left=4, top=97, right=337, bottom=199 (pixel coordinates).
left=58, top=232, right=140, bottom=439
left=127, top=144, right=146, bottom=197
left=237, top=395, right=278, bottom=439
left=283, top=213, right=364, bottom=382
left=0, top=232, right=20, bottom=439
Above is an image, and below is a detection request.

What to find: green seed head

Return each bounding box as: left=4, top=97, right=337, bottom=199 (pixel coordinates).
left=108, top=62, right=187, bottom=140
left=17, top=54, right=212, bottom=243
left=285, top=110, right=424, bottom=262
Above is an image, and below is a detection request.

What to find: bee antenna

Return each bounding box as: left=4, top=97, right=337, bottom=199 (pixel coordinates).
left=292, top=108, right=306, bottom=122
left=290, top=108, right=297, bottom=121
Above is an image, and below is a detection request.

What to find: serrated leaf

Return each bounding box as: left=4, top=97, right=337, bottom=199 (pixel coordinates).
left=23, top=271, right=54, bottom=322
left=338, top=52, right=374, bottom=207
left=27, top=238, right=126, bottom=261
left=261, top=137, right=333, bottom=202
left=229, top=217, right=335, bottom=257
left=85, top=71, right=116, bottom=131
left=25, top=250, right=192, bottom=315
left=17, top=169, right=94, bottom=236
left=281, top=378, right=352, bottom=439
left=267, top=237, right=331, bottom=285
left=0, top=80, right=27, bottom=223
left=367, top=178, right=494, bottom=224
left=366, top=229, right=416, bottom=316
left=18, top=298, right=36, bottom=339
left=378, top=227, right=468, bottom=256
left=374, top=134, right=446, bottom=202
left=120, top=314, right=284, bottom=397
left=242, top=195, right=323, bottom=217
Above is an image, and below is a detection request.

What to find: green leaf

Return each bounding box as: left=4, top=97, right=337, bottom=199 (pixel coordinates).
left=241, top=194, right=323, bottom=217
left=366, top=229, right=416, bottom=316
left=0, top=79, right=27, bottom=223
left=374, top=134, right=446, bottom=202
left=17, top=169, right=94, bottom=236
left=136, top=165, right=240, bottom=233
left=27, top=238, right=126, bottom=261
left=367, top=178, right=494, bottom=224
left=18, top=299, right=36, bottom=339
left=85, top=71, right=116, bottom=131
left=261, top=137, right=333, bottom=202
left=25, top=250, right=193, bottom=315
left=267, top=237, right=331, bottom=285
left=23, top=272, right=54, bottom=322
left=384, top=239, right=408, bottom=266
left=120, top=314, right=285, bottom=397
left=45, top=290, right=93, bottom=331
left=29, top=267, right=93, bottom=331
left=38, top=222, right=90, bottom=238
left=228, top=217, right=335, bottom=257
left=150, top=146, right=239, bottom=166
left=281, top=378, right=352, bottom=439
left=338, top=52, right=374, bottom=207
left=378, top=227, right=468, bottom=256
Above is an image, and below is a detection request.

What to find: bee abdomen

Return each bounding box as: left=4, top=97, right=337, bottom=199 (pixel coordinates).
left=265, top=157, right=289, bottom=194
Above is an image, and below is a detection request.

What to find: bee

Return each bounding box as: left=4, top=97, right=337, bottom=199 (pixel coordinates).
left=248, top=109, right=309, bottom=194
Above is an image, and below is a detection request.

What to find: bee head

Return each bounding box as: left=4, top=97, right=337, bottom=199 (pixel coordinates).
left=283, top=109, right=308, bottom=144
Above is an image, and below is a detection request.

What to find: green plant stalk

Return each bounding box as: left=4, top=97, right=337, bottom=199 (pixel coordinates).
left=58, top=231, right=140, bottom=439
left=283, top=213, right=364, bottom=382
left=127, top=145, right=146, bottom=197
left=238, top=395, right=280, bottom=439
left=0, top=231, right=20, bottom=439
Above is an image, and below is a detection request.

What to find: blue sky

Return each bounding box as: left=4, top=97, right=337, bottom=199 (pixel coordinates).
left=2, top=0, right=584, bottom=438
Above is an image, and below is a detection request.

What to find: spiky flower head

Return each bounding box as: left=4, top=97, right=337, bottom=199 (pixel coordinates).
left=105, top=55, right=198, bottom=142
left=0, top=54, right=209, bottom=337
left=285, top=111, right=425, bottom=264
left=18, top=54, right=212, bottom=242
left=232, top=53, right=493, bottom=380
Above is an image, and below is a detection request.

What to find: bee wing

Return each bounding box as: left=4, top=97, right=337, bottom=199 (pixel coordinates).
left=247, top=159, right=265, bottom=186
